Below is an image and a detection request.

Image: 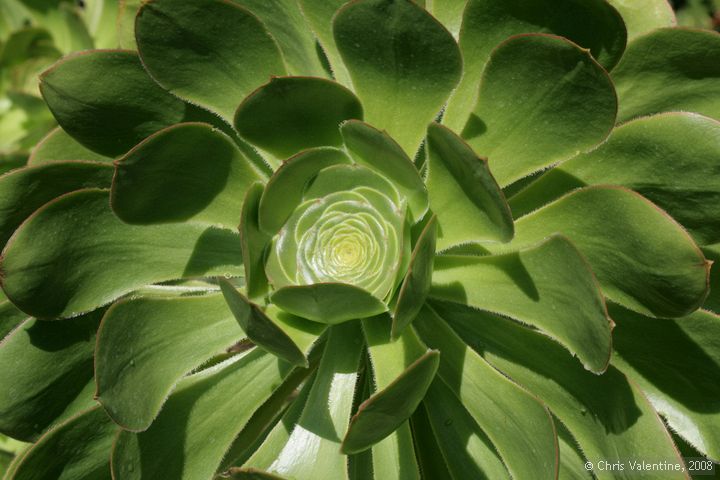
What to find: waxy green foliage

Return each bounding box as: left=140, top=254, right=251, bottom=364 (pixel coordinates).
left=0, top=0, right=719, bottom=479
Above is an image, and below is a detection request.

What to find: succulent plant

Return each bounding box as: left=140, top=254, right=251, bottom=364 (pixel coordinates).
left=1, top=0, right=719, bottom=479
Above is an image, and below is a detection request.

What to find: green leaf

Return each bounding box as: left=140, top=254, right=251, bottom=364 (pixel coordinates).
left=462, top=33, right=617, bottom=187
left=610, top=304, right=720, bottom=461
left=612, top=28, right=720, bottom=123
left=112, top=350, right=298, bottom=480
left=219, top=279, right=325, bottom=367
left=392, top=215, right=437, bottom=338
left=340, top=120, right=428, bottom=223
left=135, top=0, right=286, bottom=122
left=8, top=406, right=116, bottom=480
left=606, top=0, right=676, bottom=40
left=443, top=0, right=627, bottom=131
left=422, top=378, right=510, bottom=479
left=258, top=147, right=352, bottom=235
left=431, top=235, right=612, bottom=373
left=271, top=283, right=387, bottom=324
left=425, top=123, right=513, bottom=250
left=427, top=0, right=466, bottom=37
left=241, top=182, right=271, bottom=299
left=703, top=243, right=720, bottom=313
left=244, top=323, right=363, bottom=479
left=369, top=423, right=420, bottom=480
left=27, top=127, right=112, bottom=165
left=442, top=302, right=688, bottom=480
left=409, top=404, right=454, bottom=480
left=509, top=113, right=720, bottom=246
left=235, top=77, right=362, bottom=160
left=111, top=123, right=264, bottom=227
left=38, top=50, right=208, bottom=157
left=415, top=305, right=558, bottom=480
left=297, top=0, right=352, bottom=85
left=233, top=0, right=326, bottom=77
left=0, top=161, right=113, bottom=248
left=504, top=186, right=710, bottom=318
left=555, top=420, right=593, bottom=480
left=95, top=293, right=244, bottom=431
left=333, top=0, right=462, bottom=157
left=343, top=318, right=438, bottom=453
left=1, top=188, right=243, bottom=319
left=0, top=311, right=100, bottom=441
left=0, top=300, right=27, bottom=341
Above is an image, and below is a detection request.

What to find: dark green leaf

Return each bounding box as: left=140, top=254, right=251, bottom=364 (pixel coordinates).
left=27, top=127, right=112, bottom=165
left=241, top=182, right=271, bottom=299
left=271, top=283, right=387, bottom=324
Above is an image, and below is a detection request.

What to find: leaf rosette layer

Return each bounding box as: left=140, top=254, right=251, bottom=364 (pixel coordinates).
left=0, top=1, right=719, bottom=479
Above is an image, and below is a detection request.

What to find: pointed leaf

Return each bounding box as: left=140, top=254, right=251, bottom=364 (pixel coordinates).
left=606, top=0, right=676, bottom=40
left=340, top=120, right=428, bottom=223
left=28, top=127, right=112, bottom=165
left=610, top=304, right=720, bottom=460
left=410, top=404, right=454, bottom=480
left=258, top=147, right=351, bottom=235
left=271, top=283, right=387, bottom=324
left=370, top=423, right=420, bottom=480
left=136, top=0, right=286, bottom=122
left=333, top=0, right=462, bottom=156
left=443, top=0, right=627, bottom=131
left=297, top=0, right=353, bottom=85
left=415, top=305, right=559, bottom=480
left=1, top=189, right=243, bottom=319
left=235, top=77, right=362, bottom=160
left=0, top=161, right=113, bottom=248
left=95, top=293, right=244, bottom=431
left=219, top=279, right=325, bottom=366
left=392, top=216, right=437, bottom=338
left=509, top=113, right=720, bottom=245
left=241, top=182, right=271, bottom=299
left=441, top=301, right=688, bottom=480
left=425, top=123, right=513, bottom=249
left=234, top=0, right=326, bottom=77
left=111, top=123, right=264, bottom=227
left=0, top=311, right=101, bottom=441
left=431, top=235, right=612, bottom=373
left=39, top=50, right=211, bottom=157
left=463, top=34, right=617, bottom=187
left=613, top=28, right=720, bottom=123
left=8, top=406, right=116, bottom=480
left=112, top=350, right=299, bottom=480
left=504, top=186, right=710, bottom=318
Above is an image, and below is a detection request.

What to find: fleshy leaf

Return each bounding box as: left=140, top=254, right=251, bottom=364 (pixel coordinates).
left=0, top=161, right=113, bottom=248
left=425, top=123, right=513, bottom=249
left=0, top=300, right=27, bottom=341
left=38, top=50, right=210, bottom=157
left=241, top=182, right=271, bottom=299
left=392, top=215, right=437, bottom=338
left=415, top=305, right=559, bottom=480
left=340, top=120, right=428, bottom=223
left=610, top=304, right=720, bottom=461
left=333, top=0, right=462, bottom=156
left=370, top=423, right=421, bottom=480
left=505, top=186, right=710, bottom=318
left=245, top=323, right=363, bottom=479
left=443, top=0, right=626, bottom=131
left=94, top=293, right=244, bottom=431
left=28, top=127, right=112, bottom=165
left=509, top=113, right=720, bottom=245
left=0, top=311, right=101, bottom=441
left=219, top=279, right=325, bottom=367
left=704, top=243, right=720, bottom=313
left=297, top=0, right=353, bottom=85
left=235, top=77, right=362, bottom=160
left=442, top=301, right=688, bottom=479
left=343, top=318, right=438, bottom=453
left=410, top=404, right=454, bottom=480
left=427, top=0, right=466, bottom=37
left=271, top=283, right=387, bottom=324
left=258, top=147, right=352, bottom=235
left=135, top=0, right=286, bottom=122
left=8, top=406, right=116, bottom=480
left=233, top=0, right=327, bottom=77
left=431, top=235, right=612, bottom=373
left=463, top=33, right=617, bottom=187
left=612, top=28, right=720, bottom=123
left=606, top=0, right=676, bottom=40
left=1, top=189, right=243, bottom=319
left=112, top=350, right=300, bottom=480
left=111, top=123, right=264, bottom=227
left=422, top=378, right=510, bottom=479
